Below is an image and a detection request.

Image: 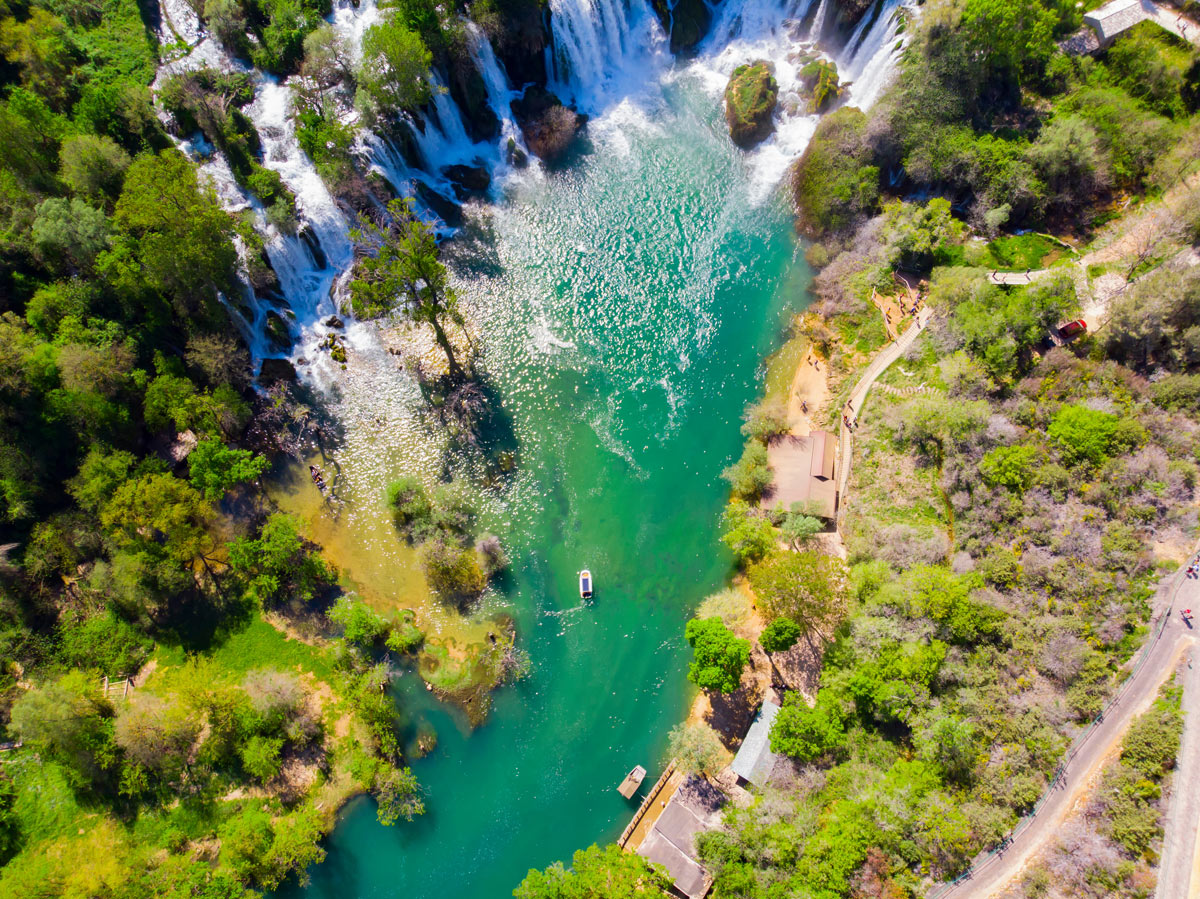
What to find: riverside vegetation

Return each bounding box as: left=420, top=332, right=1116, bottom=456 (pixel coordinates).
left=517, top=0, right=1200, bottom=897
left=0, top=0, right=549, bottom=895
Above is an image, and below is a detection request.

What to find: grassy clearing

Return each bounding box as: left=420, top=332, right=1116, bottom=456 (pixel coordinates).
left=976, top=233, right=1068, bottom=271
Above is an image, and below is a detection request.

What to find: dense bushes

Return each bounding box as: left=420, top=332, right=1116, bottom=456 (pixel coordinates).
left=792, top=0, right=1200, bottom=239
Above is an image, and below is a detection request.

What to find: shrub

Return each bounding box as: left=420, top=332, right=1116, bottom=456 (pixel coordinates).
left=1047, top=404, right=1118, bottom=466
left=698, top=588, right=751, bottom=627
left=420, top=538, right=486, bottom=600
left=760, top=616, right=802, bottom=653
left=328, top=595, right=389, bottom=647
left=385, top=476, right=433, bottom=539
left=666, top=722, right=725, bottom=778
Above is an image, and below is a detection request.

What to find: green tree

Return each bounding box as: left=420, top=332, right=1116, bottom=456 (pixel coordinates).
left=374, top=765, right=424, bottom=825
left=684, top=616, right=750, bottom=694
left=385, top=475, right=433, bottom=539
left=31, top=197, right=109, bottom=271
left=721, top=441, right=772, bottom=502
left=770, top=690, right=845, bottom=760
left=780, top=505, right=822, bottom=549
left=759, top=616, right=801, bottom=653
left=1047, top=403, right=1118, bottom=466
left=960, top=0, right=1057, bottom=87
left=8, top=672, right=116, bottom=788
left=227, top=513, right=334, bottom=606
left=915, top=716, right=977, bottom=783
left=328, top=595, right=389, bottom=647
left=100, top=471, right=215, bottom=566
left=720, top=500, right=776, bottom=565
left=747, top=550, right=848, bottom=634
left=240, top=735, right=284, bottom=781
left=188, top=437, right=269, bottom=500
left=350, top=198, right=468, bottom=379
left=882, top=198, right=963, bottom=271
left=110, top=149, right=237, bottom=320
left=356, top=13, right=433, bottom=119
left=514, top=844, right=670, bottom=899
left=666, top=722, right=725, bottom=780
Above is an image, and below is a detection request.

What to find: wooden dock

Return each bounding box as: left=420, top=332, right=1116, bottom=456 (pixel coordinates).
left=618, top=759, right=676, bottom=850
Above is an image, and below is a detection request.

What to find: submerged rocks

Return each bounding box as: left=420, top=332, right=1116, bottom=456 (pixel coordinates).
left=649, top=0, right=712, bottom=54
left=511, top=86, right=584, bottom=164
left=258, top=357, right=297, bottom=384
left=724, top=62, right=779, bottom=149
left=443, top=163, right=492, bottom=200
left=414, top=181, right=464, bottom=229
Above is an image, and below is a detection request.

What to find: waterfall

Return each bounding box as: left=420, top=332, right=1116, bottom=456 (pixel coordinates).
left=466, top=22, right=530, bottom=169
left=243, top=78, right=353, bottom=321
left=153, top=0, right=916, bottom=370
left=808, top=0, right=832, bottom=40
left=546, top=0, right=667, bottom=113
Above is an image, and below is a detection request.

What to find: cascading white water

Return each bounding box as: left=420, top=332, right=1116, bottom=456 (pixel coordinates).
left=466, top=22, right=531, bottom=172
left=808, top=0, right=832, bottom=39
left=155, top=0, right=914, bottom=374
left=546, top=0, right=668, bottom=112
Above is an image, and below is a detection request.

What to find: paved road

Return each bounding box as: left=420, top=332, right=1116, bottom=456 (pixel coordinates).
left=931, top=571, right=1200, bottom=898
left=1157, top=635, right=1200, bottom=899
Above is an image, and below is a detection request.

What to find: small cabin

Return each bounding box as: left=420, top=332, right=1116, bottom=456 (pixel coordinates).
left=730, top=701, right=781, bottom=789
left=761, top=431, right=838, bottom=521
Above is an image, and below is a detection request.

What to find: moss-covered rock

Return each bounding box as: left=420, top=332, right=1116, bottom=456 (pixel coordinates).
left=790, top=106, right=880, bottom=238
left=724, top=62, right=778, bottom=149
left=265, top=310, right=292, bottom=349
left=800, top=59, right=843, bottom=113
left=511, top=86, right=584, bottom=163
left=650, top=0, right=712, bottom=54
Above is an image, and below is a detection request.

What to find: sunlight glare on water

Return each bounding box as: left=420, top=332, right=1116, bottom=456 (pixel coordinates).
left=280, top=74, right=811, bottom=899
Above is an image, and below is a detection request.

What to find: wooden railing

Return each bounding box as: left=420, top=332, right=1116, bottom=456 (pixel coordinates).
left=618, top=759, right=676, bottom=850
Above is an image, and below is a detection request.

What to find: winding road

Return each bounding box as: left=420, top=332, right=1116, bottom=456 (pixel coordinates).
left=929, top=567, right=1200, bottom=899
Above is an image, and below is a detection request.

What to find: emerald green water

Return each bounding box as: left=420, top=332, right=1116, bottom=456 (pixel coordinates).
left=286, top=79, right=810, bottom=899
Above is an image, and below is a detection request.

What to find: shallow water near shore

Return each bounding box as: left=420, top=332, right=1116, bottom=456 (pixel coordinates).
left=279, top=76, right=811, bottom=899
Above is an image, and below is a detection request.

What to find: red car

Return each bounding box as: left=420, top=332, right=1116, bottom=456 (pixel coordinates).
left=1058, top=319, right=1087, bottom=338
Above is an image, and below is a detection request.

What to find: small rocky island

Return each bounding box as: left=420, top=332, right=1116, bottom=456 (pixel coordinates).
left=724, top=61, right=779, bottom=149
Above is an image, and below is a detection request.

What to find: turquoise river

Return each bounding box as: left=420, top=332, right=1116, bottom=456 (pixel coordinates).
left=283, top=77, right=811, bottom=898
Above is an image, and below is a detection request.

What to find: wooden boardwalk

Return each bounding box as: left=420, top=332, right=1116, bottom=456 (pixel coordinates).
left=618, top=760, right=678, bottom=851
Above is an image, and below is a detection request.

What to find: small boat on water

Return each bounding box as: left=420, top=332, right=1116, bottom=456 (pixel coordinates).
left=579, top=569, right=593, bottom=599
left=617, top=765, right=646, bottom=799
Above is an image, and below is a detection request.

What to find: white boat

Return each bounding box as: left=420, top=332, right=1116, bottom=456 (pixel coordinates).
left=579, top=569, right=593, bottom=599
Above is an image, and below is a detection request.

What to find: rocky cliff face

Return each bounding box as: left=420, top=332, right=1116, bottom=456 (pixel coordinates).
left=724, top=62, right=779, bottom=149
left=649, top=0, right=713, bottom=54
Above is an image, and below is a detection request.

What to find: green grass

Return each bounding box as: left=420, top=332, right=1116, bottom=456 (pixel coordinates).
left=980, top=233, right=1067, bottom=271
left=7, top=755, right=88, bottom=845
left=155, top=614, right=335, bottom=683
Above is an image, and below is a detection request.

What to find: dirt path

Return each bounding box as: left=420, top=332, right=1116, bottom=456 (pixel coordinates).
left=786, top=347, right=829, bottom=437
left=836, top=307, right=933, bottom=528
left=930, top=568, right=1200, bottom=898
